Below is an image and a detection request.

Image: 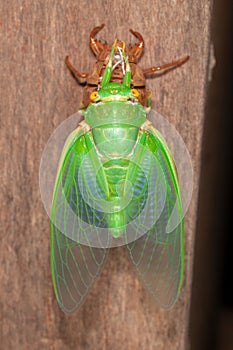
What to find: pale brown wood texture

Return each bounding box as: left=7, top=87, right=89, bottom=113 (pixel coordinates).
left=0, top=1, right=212, bottom=349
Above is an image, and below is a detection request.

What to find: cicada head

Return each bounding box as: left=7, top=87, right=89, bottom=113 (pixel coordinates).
left=90, top=82, right=139, bottom=103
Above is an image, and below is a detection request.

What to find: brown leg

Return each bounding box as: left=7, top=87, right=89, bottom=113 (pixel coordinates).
left=65, top=56, right=88, bottom=79
left=89, top=24, right=107, bottom=56
left=128, top=29, right=144, bottom=61
left=143, top=55, right=189, bottom=74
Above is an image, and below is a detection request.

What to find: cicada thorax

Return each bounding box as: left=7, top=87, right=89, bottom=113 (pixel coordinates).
left=86, top=100, right=145, bottom=155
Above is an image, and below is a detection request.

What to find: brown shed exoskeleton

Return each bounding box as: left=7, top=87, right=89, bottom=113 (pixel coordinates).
left=65, top=24, right=189, bottom=109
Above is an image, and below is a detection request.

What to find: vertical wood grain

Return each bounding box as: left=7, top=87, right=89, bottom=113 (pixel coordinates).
left=0, top=1, right=212, bottom=349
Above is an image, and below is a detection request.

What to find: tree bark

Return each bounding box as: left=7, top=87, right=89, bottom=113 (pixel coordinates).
left=0, top=1, right=212, bottom=349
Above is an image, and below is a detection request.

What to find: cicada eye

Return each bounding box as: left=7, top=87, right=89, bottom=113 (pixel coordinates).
left=130, top=89, right=139, bottom=98
left=90, top=91, right=98, bottom=100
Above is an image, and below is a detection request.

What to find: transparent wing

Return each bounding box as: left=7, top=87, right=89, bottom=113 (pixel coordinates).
left=50, top=229, right=108, bottom=313
left=125, top=128, right=184, bottom=308
left=50, top=124, right=109, bottom=313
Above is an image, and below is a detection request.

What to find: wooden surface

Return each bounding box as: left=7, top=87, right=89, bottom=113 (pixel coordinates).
left=190, top=0, right=233, bottom=348
left=0, top=1, right=212, bottom=349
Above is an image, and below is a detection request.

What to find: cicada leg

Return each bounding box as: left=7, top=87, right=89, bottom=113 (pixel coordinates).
left=65, top=56, right=89, bottom=79
left=143, top=55, right=189, bottom=74
left=128, top=29, right=145, bottom=61
left=89, top=24, right=107, bottom=56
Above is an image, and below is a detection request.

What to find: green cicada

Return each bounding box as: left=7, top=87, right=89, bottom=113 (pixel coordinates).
left=49, top=29, right=189, bottom=313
